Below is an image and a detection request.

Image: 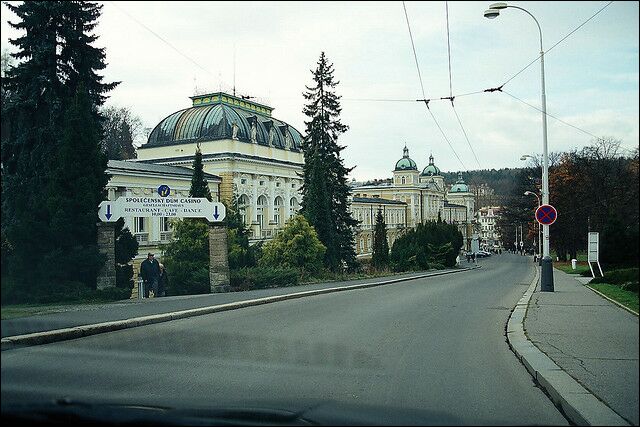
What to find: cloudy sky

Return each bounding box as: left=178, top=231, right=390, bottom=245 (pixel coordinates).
left=2, top=1, right=638, bottom=180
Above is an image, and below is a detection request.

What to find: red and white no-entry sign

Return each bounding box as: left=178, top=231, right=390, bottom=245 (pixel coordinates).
left=535, top=204, right=558, bottom=226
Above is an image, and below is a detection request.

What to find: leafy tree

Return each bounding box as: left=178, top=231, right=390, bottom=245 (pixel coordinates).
left=389, top=222, right=463, bottom=272
left=495, top=167, right=539, bottom=252
left=162, top=143, right=219, bottom=295
left=371, top=208, right=390, bottom=270
left=162, top=219, right=210, bottom=296
left=101, top=106, right=142, bottom=160
left=300, top=52, right=357, bottom=272
left=226, top=192, right=259, bottom=269
left=259, top=215, right=326, bottom=276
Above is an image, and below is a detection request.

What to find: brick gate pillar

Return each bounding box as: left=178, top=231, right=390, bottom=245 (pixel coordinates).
left=96, top=222, right=116, bottom=290
left=209, top=223, right=230, bottom=292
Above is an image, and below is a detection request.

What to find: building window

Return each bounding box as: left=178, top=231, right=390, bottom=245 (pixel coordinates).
left=161, top=217, right=171, bottom=232
left=134, top=217, right=145, bottom=233
left=259, top=180, right=265, bottom=186
left=241, top=178, right=247, bottom=184
left=291, top=183, right=296, bottom=189
left=274, top=196, right=283, bottom=225
left=276, top=182, right=281, bottom=187
left=401, top=176, right=406, bottom=184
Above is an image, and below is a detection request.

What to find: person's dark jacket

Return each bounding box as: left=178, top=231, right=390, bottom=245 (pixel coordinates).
left=140, top=258, right=160, bottom=282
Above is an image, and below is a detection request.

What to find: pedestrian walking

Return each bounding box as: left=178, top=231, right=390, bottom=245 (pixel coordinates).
left=140, top=252, right=161, bottom=298
left=472, top=252, right=476, bottom=263
left=158, top=263, right=169, bottom=297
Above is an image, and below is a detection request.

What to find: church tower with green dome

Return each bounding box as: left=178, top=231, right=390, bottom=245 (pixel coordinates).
left=393, top=145, right=419, bottom=186
left=419, top=153, right=445, bottom=191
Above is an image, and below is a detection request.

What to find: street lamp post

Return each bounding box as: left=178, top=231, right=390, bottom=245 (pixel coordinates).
left=524, top=190, right=542, bottom=264
left=485, top=2, right=554, bottom=291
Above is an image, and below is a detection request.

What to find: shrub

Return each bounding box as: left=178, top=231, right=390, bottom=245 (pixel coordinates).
left=115, top=264, right=134, bottom=290
left=164, top=262, right=210, bottom=296
left=259, top=215, right=326, bottom=275
left=591, top=268, right=639, bottom=293
left=389, top=222, right=463, bottom=272
left=162, top=219, right=210, bottom=296
left=230, top=267, right=299, bottom=291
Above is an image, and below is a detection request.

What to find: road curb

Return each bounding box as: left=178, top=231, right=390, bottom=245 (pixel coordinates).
left=1, top=265, right=481, bottom=351
left=506, top=266, right=631, bottom=426
left=584, top=285, right=639, bottom=317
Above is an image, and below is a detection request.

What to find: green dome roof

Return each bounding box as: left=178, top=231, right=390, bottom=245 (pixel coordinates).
left=450, top=172, right=469, bottom=192
left=143, top=92, right=303, bottom=151
left=395, top=145, right=417, bottom=171
left=421, top=154, right=441, bottom=176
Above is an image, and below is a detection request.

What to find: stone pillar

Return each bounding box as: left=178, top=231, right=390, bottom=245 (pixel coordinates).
left=96, top=222, right=116, bottom=290
left=209, top=223, right=230, bottom=293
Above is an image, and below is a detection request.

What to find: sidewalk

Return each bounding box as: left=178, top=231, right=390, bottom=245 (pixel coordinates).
left=525, top=268, right=639, bottom=425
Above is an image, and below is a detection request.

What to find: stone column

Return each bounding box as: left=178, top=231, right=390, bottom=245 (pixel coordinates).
left=96, top=222, right=116, bottom=290
left=209, top=223, right=230, bottom=293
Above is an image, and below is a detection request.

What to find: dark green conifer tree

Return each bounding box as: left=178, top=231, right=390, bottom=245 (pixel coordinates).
left=189, top=145, right=212, bottom=201
left=300, top=52, right=357, bottom=271
left=372, top=208, right=390, bottom=270
left=1, top=1, right=116, bottom=290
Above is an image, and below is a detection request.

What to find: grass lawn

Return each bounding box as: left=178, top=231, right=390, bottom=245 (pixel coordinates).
left=554, top=261, right=591, bottom=275
left=1, top=297, right=131, bottom=320
left=1, top=303, right=83, bottom=320
left=588, top=283, right=639, bottom=314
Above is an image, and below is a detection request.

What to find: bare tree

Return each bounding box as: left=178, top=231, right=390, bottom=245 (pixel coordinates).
left=100, top=106, right=143, bottom=160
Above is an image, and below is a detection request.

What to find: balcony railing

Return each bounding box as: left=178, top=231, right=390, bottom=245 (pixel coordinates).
left=134, top=233, right=149, bottom=245
left=160, top=231, right=173, bottom=242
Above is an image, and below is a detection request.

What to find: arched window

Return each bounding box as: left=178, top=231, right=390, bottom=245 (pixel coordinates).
left=401, top=176, right=406, bottom=184
left=257, top=195, right=267, bottom=228
left=239, top=194, right=250, bottom=225
left=274, top=196, right=283, bottom=226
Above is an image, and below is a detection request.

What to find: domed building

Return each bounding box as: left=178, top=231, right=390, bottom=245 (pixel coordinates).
left=136, top=92, right=305, bottom=241
left=350, top=146, right=476, bottom=254
left=443, top=172, right=475, bottom=239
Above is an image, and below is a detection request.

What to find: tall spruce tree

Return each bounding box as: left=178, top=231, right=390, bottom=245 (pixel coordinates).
left=1, top=2, right=117, bottom=290
left=189, top=145, right=212, bottom=201
left=372, top=208, right=390, bottom=270
left=300, top=52, right=358, bottom=271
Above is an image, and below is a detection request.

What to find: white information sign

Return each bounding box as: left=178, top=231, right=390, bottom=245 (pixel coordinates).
left=98, top=196, right=226, bottom=222
left=587, top=232, right=599, bottom=262
left=587, top=232, right=603, bottom=278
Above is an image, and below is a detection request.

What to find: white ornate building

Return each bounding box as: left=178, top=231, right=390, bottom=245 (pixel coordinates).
left=136, top=92, right=305, bottom=243
left=350, top=146, right=476, bottom=253
left=476, top=206, right=503, bottom=250
left=119, top=93, right=477, bottom=260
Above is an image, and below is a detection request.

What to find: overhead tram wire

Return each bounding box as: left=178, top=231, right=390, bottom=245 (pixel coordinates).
left=402, top=1, right=466, bottom=170
left=444, top=1, right=482, bottom=169
left=501, top=1, right=614, bottom=88
left=107, top=1, right=216, bottom=79
left=502, top=89, right=601, bottom=140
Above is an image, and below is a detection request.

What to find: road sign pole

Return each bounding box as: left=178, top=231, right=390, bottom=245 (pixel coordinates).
left=536, top=204, right=557, bottom=292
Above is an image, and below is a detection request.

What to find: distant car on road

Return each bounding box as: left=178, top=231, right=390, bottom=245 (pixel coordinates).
left=476, top=250, right=492, bottom=258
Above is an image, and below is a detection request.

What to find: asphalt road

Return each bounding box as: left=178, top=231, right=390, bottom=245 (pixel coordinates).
left=2, top=254, right=568, bottom=425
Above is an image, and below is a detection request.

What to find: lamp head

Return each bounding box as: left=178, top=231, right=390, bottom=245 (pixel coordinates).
left=484, top=9, right=500, bottom=19
left=489, top=2, right=508, bottom=9
left=524, top=191, right=532, bottom=195
left=520, top=155, right=529, bottom=160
